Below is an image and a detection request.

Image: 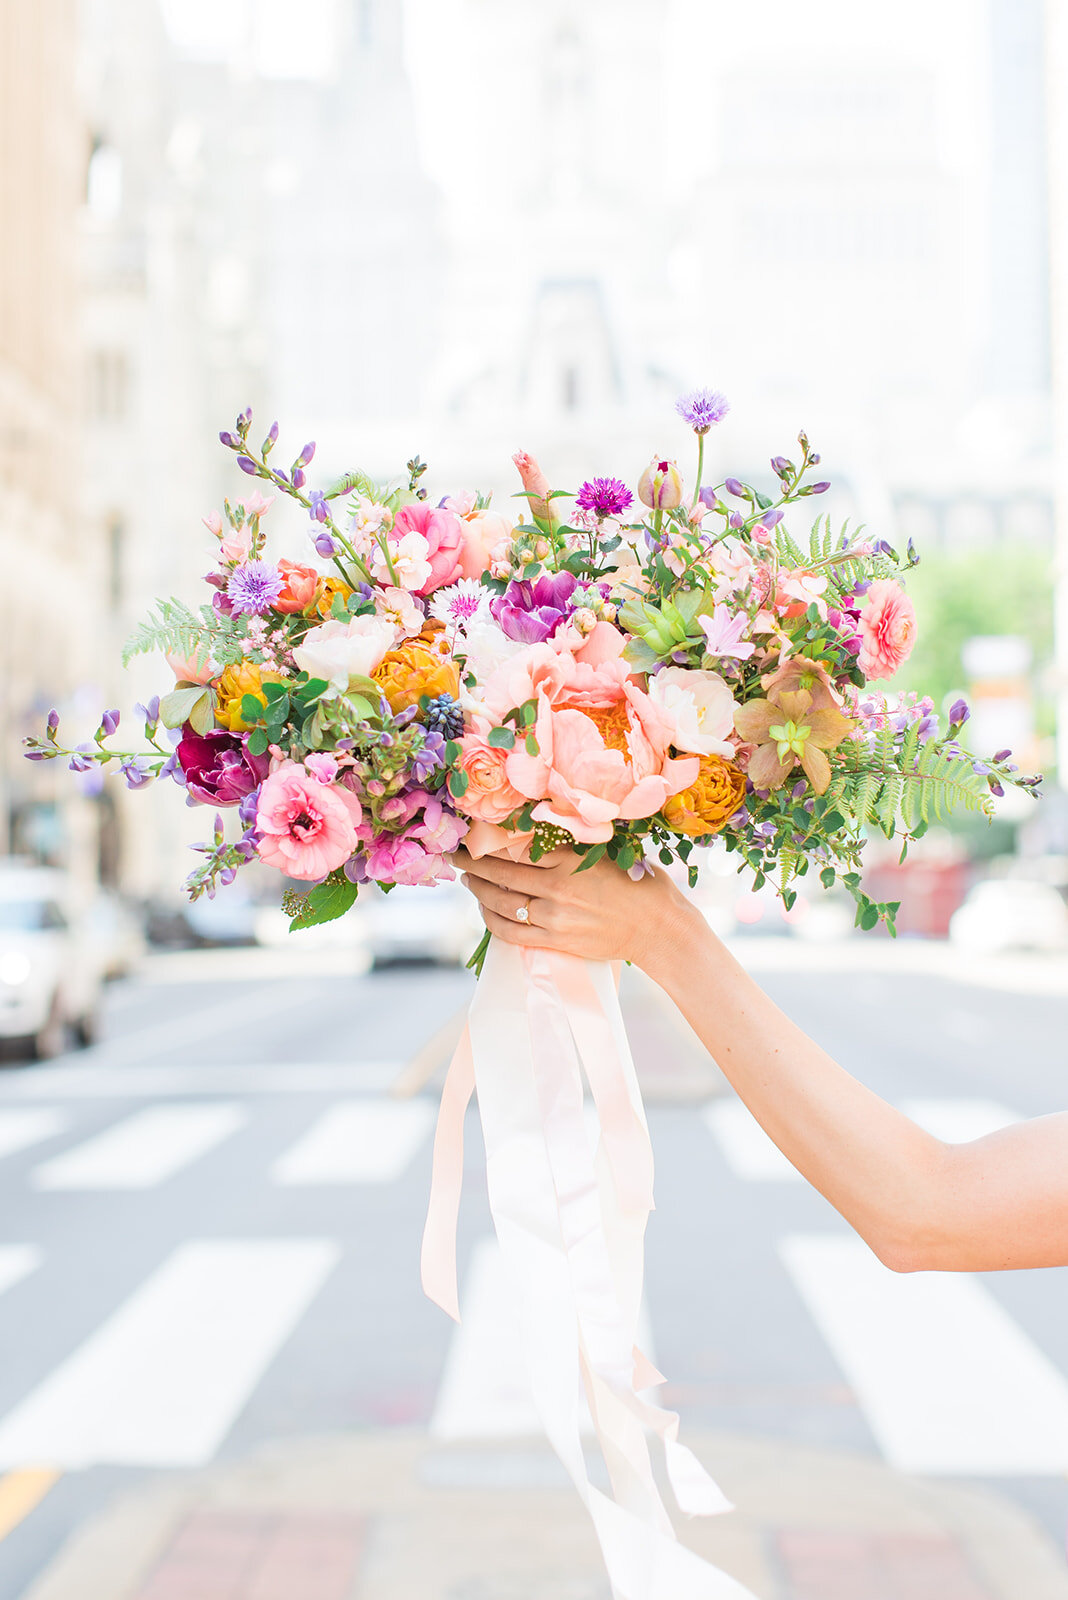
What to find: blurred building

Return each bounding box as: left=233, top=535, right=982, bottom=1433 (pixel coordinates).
left=0, top=0, right=104, bottom=878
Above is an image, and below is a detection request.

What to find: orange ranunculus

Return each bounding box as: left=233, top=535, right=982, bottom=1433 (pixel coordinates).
left=215, top=659, right=285, bottom=732
left=663, top=754, right=747, bottom=836
left=313, top=576, right=354, bottom=618
left=274, top=559, right=319, bottom=615
left=372, top=635, right=461, bottom=714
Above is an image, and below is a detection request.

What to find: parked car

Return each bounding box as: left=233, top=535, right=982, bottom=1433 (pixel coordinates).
left=360, top=882, right=484, bottom=966
left=0, top=865, right=103, bottom=1059
left=948, top=879, right=1068, bottom=955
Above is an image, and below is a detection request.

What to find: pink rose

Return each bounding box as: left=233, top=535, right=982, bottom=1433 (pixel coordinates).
left=255, top=761, right=362, bottom=880
left=858, top=579, right=916, bottom=680
left=456, top=510, right=513, bottom=580
left=453, top=730, right=528, bottom=825
left=492, top=647, right=699, bottom=843
left=391, top=503, right=464, bottom=594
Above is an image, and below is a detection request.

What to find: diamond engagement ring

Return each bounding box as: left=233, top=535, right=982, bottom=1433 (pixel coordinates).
left=515, top=899, right=531, bottom=924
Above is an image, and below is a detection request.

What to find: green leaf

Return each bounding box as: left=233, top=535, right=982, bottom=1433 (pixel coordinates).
left=488, top=726, right=515, bottom=749
left=246, top=728, right=269, bottom=756
left=444, top=740, right=461, bottom=764
left=520, top=700, right=538, bottom=726
left=448, top=769, right=470, bottom=799
left=860, top=904, right=880, bottom=931
left=525, top=733, right=539, bottom=756
left=159, top=686, right=213, bottom=732
left=822, top=810, right=846, bottom=832
left=819, top=866, right=836, bottom=890
left=241, top=694, right=266, bottom=724
left=575, top=843, right=607, bottom=873
left=289, top=877, right=357, bottom=931
left=262, top=681, right=288, bottom=702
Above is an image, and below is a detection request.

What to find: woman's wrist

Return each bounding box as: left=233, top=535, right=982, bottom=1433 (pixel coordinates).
left=629, top=876, right=713, bottom=990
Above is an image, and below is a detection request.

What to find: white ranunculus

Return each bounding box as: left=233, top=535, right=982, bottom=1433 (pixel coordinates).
left=293, top=616, right=396, bottom=696
left=647, top=666, right=737, bottom=757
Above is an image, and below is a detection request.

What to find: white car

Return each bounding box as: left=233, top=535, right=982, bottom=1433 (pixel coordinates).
left=948, top=879, right=1068, bottom=955
left=0, top=865, right=104, bottom=1058
left=360, top=882, right=485, bottom=966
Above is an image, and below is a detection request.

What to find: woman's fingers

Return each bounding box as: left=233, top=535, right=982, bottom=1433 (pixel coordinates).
left=478, top=904, right=562, bottom=947
left=462, top=873, right=544, bottom=926
left=453, top=849, right=562, bottom=899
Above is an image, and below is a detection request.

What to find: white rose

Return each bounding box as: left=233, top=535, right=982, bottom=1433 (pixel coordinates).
left=647, top=666, right=736, bottom=757
left=293, top=616, right=396, bottom=697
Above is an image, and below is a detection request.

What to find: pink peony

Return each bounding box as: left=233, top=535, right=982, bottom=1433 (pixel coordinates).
left=491, top=644, right=700, bottom=843
left=453, top=730, right=528, bottom=825
left=256, top=760, right=362, bottom=880
left=390, top=503, right=464, bottom=594
left=857, top=579, right=916, bottom=680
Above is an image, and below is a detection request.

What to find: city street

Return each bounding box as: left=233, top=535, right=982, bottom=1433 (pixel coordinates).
left=0, top=940, right=1065, bottom=1599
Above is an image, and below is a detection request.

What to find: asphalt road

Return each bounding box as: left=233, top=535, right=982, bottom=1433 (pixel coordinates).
left=0, top=941, right=1065, bottom=1599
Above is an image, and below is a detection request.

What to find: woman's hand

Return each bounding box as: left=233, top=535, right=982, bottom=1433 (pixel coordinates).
left=452, top=846, right=701, bottom=973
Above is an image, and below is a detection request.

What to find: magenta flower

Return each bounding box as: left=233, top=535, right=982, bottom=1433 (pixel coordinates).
left=490, top=570, right=578, bottom=643
left=177, top=727, right=270, bottom=807
left=575, top=478, right=634, bottom=518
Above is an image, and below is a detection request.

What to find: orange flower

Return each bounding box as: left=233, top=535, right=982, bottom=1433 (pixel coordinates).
left=663, top=754, right=747, bottom=836
left=275, top=559, right=319, bottom=615
left=215, top=660, right=285, bottom=732
left=313, top=576, right=354, bottom=619
left=372, top=634, right=460, bottom=714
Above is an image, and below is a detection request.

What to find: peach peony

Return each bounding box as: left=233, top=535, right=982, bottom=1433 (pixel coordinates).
left=858, top=579, right=916, bottom=680
left=493, top=645, right=699, bottom=843
left=453, top=730, right=527, bottom=825
left=256, top=761, right=362, bottom=880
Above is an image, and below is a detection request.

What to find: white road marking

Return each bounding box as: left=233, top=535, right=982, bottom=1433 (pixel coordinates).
left=901, top=1098, right=1022, bottom=1144
left=0, top=1110, right=67, bottom=1161
left=0, top=1247, right=40, bottom=1298
left=0, top=1239, right=339, bottom=1468
left=430, top=1237, right=655, bottom=1441
left=271, top=1099, right=435, bottom=1185
left=31, top=1104, right=245, bottom=1190
left=781, top=1233, right=1068, bottom=1474
left=0, top=1064, right=400, bottom=1098
left=702, top=1100, right=800, bottom=1181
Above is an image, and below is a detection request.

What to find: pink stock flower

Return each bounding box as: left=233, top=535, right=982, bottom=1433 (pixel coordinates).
left=857, top=579, right=917, bottom=680
left=391, top=503, right=465, bottom=594
left=255, top=761, right=362, bottom=880
left=219, top=526, right=253, bottom=564
left=304, top=752, right=338, bottom=784
left=202, top=510, right=223, bottom=536
left=490, top=645, right=699, bottom=843
left=241, top=490, right=275, bottom=518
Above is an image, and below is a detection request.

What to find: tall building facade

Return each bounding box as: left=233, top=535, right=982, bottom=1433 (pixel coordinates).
left=0, top=0, right=102, bottom=874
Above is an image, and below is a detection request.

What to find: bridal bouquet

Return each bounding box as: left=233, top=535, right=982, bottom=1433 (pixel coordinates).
left=26, top=392, right=1035, bottom=931
left=27, top=395, right=1038, bottom=1600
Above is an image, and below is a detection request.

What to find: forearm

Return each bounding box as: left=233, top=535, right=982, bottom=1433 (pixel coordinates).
left=640, top=898, right=953, bottom=1270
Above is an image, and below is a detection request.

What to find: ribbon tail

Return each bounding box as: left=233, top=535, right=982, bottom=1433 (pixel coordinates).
left=420, top=1023, right=475, bottom=1322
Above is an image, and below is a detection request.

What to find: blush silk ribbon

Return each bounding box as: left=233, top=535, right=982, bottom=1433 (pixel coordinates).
left=421, top=937, right=759, bottom=1600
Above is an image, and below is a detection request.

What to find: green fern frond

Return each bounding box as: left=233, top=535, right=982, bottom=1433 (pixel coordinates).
left=122, top=598, right=249, bottom=668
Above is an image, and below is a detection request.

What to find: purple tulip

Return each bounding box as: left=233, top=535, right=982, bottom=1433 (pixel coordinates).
left=490, top=571, right=579, bottom=644
left=177, top=727, right=270, bottom=807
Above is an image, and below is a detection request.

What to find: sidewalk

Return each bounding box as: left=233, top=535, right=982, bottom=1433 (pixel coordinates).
left=23, top=1430, right=1068, bottom=1600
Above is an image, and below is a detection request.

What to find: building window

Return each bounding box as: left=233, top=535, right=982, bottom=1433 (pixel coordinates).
left=88, top=349, right=130, bottom=423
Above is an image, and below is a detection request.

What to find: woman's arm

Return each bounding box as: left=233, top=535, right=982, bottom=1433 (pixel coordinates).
left=454, top=847, right=1068, bottom=1274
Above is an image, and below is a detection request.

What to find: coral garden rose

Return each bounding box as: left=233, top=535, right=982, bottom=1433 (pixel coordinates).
left=663, top=754, right=747, bottom=836
left=215, top=659, right=286, bottom=732
left=255, top=760, right=362, bottom=880
left=274, top=558, right=319, bottom=614
left=455, top=510, right=513, bottom=580
left=293, top=615, right=396, bottom=697
left=372, top=634, right=461, bottom=714
left=857, top=579, right=916, bottom=680
left=491, top=644, right=699, bottom=843
left=177, top=725, right=269, bottom=806
left=390, top=503, right=465, bottom=594
left=452, top=730, right=528, bottom=825
left=646, top=666, right=737, bottom=758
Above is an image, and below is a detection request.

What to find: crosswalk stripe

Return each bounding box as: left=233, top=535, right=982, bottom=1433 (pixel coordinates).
left=271, top=1099, right=435, bottom=1185
left=0, top=1247, right=40, bottom=1298
left=780, top=1233, right=1068, bottom=1474
left=430, top=1237, right=655, bottom=1441
left=900, top=1098, right=1021, bottom=1143
left=704, top=1097, right=1027, bottom=1184
left=702, top=1100, right=800, bottom=1181
left=0, top=1239, right=340, bottom=1468
left=0, top=1110, right=67, bottom=1162
left=31, top=1104, right=246, bottom=1190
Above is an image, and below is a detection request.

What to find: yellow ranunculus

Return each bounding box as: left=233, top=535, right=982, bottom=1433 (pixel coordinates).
left=663, top=754, right=747, bottom=837
left=215, top=660, right=285, bottom=732
left=372, top=634, right=460, bottom=715
left=312, top=577, right=354, bottom=619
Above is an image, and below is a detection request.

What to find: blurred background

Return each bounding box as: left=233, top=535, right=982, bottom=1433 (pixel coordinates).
left=0, top=5, right=1067, bottom=1600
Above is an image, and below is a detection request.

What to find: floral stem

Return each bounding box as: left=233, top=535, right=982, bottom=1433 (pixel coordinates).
left=466, top=927, right=491, bottom=978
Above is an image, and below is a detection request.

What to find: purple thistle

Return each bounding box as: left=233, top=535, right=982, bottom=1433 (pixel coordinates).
left=675, top=388, right=730, bottom=434
left=227, top=559, right=284, bottom=616
left=575, top=477, right=634, bottom=518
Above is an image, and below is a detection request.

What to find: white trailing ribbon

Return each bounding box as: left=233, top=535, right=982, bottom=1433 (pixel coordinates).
left=422, top=938, right=758, bottom=1599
